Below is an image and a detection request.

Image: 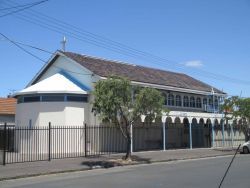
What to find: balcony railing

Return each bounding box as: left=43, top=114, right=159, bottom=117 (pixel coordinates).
left=203, top=104, right=219, bottom=113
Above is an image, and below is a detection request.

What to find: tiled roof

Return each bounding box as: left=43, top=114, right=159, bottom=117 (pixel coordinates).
left=0, top=98, right=16, bottom=115
left=61, top=51, right=225, bottom=94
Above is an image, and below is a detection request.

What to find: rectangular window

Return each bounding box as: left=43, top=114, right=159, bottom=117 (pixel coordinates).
left=23, top=96, right=40, bottom=103
left=67, top=95, right=88, bottom=102
left=42, top=95, right=64, bottom=102
left=17, top=96, right=23, bottom=103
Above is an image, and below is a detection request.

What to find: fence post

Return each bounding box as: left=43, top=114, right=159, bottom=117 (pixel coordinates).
left=222, top=120, right=225, bottom=147
left=48, top=122, right=51, bottom=161
left=189, top=122, right=192, bottom=149
left=3, top=123, right=7, bottom=165
left=230, top=124, right=234, bottom=148
left=211, top=122, right=215, bottom=148
left=162, top=121, right=166, bottom=151
left=84, top=123, right=87, bottom=157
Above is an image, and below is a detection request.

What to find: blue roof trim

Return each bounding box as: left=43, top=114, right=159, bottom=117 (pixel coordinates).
left=59, top=70, right=91, bottom=92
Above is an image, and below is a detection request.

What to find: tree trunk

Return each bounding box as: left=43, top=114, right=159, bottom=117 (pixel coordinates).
left=124, top=124, right=131, bottom=160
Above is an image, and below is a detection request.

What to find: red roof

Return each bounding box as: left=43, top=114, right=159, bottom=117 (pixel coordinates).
left=0, top=98, right=16, bottom=115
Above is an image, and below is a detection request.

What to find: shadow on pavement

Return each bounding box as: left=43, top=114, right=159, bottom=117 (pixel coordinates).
left=82, top=155, right=151, bottom=169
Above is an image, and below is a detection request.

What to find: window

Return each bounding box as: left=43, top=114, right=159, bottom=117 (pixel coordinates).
left=17, top=96, right=23, bottom=103
left=67, top=95, right=88, bottom=102
left=168, top=94, right=174, bottom=106
left=18, top=94, right=88, bottom=103
left=214, top=98, right=218, bottom=110
left=203, top=98, right=207, bottom=106
left=209, top=98, right=213, bottom=106
left=175, top=95, right=182, bottom=106
left=196, top=97, right=201, bottom=108
left=42, top=95, right=64, bottom=102
left=183, top=96, right=189, bottom=107
left=23, top=96, right=40, bottom=103
left=190, top=97, right=195, bottom=108
left=162, top=93, right=167, bottom=105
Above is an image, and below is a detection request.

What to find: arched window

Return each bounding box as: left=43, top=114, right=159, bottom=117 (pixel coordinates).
left=175, top=95, right=182, bottom=106
left=214, top=98, right=218, bottom=110
left=190, top=96, right=195, bottom=108
left=209, top=98, right=213, bottom=106
left=168, top=94, right=174, bottom=106
left=162, top=93, right=167, bottom=105
left=203, top=98, right=207, bottom=106
left=196, top=97, right=201, bottom=108
left=183, top=96, right=189, bottom=107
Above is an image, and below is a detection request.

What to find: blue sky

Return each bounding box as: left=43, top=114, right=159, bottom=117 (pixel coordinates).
left=0, top=0, right=250, bottom=97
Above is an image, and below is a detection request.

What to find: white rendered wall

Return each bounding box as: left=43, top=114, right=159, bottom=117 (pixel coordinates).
left=14, top=101, right=90, bottom=155
left=15, top=102, right=89, bottom=127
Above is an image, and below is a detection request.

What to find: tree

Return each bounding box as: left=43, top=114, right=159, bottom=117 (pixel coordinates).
left=134, top=87, right=166, bottom=123
left=92, top=76, right=167, bottom=160
left=235, top=98, right=250, bottom=140
left=221, top=96, right=250, bottom=140
left=221, top=96, right=239, bottom=125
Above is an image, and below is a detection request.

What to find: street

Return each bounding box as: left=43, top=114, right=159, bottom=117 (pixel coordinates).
left=1, top=155, right=249, bottom=188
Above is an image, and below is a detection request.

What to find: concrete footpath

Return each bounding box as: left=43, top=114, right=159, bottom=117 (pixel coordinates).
left=0, top=148, right=236, bottom=181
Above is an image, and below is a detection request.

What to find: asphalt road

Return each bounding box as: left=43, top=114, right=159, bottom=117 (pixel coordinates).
left=1, top=155, right=249, bottom=188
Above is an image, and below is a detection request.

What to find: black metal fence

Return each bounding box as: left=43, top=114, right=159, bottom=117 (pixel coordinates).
left=1, top=123, right=246, bottom=165
left=0, top=124, right=127, bottom=165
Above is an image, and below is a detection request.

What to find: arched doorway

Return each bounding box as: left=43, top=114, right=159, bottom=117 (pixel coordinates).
left=204, top=119, right=212, bottom=148
left=192, top=118, right=204, bottom=148
left=213, top=119, right=222, bottom=147
left=182, top=118, right=190, bottom=148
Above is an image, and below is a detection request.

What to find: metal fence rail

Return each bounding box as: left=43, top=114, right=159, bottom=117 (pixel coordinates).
left=0, top=122, right=247, bottom=165
left=1, top=124, right=128, bottom=164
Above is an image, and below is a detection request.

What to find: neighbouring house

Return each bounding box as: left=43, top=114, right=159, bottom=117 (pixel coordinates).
left=0, top=97, right=16, bottom=125
left=0, top=98, right=16, bottom=156
left=9, top=50, right=246, bottom=159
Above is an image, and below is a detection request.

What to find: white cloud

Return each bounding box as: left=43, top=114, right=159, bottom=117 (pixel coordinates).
left=182, top=60, right=203, bottom=68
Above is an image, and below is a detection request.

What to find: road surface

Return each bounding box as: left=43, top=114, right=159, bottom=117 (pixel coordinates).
left=1, top=155, right=249, bottom=188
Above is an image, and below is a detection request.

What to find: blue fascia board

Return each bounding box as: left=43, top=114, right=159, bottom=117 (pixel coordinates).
left=59, top=70, right=91, bottom=92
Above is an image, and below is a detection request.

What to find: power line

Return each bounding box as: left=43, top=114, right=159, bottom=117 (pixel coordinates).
left=14, top=41, right=53, bottom=54
left=0, top=1, right=46, bottom=11
left=0, top=0, right=48, bottom=18
left=0, top=33, right=93, bottom=76
left=0, top=38, right=53, bottom=54
left=3, top=0, right=244, bottom=83
left=5, top=0, right=249, bottom=85
left=0, top=1, right=205, bottom=69
left=0, top=33, right=47, bottom=62
left=1, top=33, right=247, bottom=97
left=3, top=0, right=250, bottom=86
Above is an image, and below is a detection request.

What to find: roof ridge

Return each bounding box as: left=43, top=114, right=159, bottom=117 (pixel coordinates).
left=61, top=51, right=136, bottom=66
